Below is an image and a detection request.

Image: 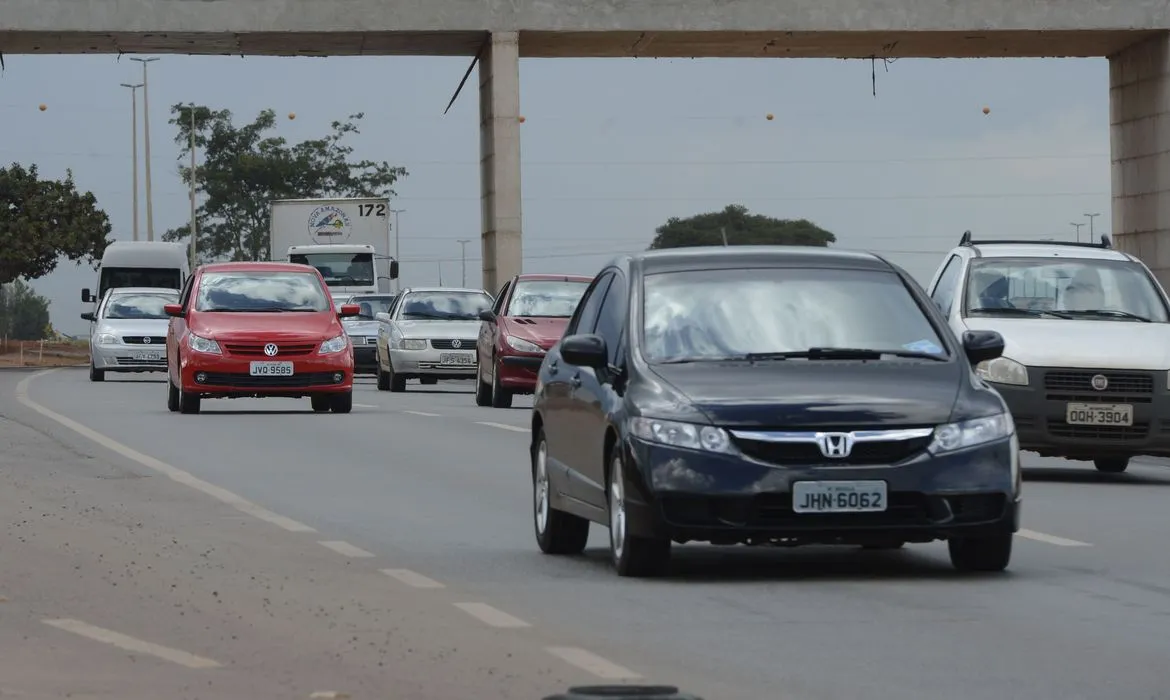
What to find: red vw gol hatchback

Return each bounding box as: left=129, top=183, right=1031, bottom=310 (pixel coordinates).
left=164, top=262, right=360, bottom=414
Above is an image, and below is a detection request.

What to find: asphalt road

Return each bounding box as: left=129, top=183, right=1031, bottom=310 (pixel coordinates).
left=3, top=367, right=1170, bottom=700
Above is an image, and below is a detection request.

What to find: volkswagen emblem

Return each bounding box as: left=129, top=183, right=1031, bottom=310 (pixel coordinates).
left=450, top=339, right=462, bottom=349
left=815, top=432, right=854, bottom=459
left=1090, top=374, right=1109, bottom=391
left=142, top=336, right=151, bottom=345
left=263, top=343, right=279, bottom=357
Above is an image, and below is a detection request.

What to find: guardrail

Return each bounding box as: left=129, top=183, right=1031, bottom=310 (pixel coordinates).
left=0, top=338, right=89, bottom=367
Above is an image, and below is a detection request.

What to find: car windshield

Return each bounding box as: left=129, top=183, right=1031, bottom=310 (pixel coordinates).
left=103, top=292, right=179, bottom=320
left=641, top=267, right=948, bottom=363
left=506, top=280, right=589, bottom=317
left=964, top=257, right=1169, bottom=322
left=350, top=296, right=396, bottom=318
left=400, top=291, right=492, bottom=321
left=194, top=271, right=330, bottom=312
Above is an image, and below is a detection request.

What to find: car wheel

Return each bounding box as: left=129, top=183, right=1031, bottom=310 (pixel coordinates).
left=310, top=396, right=332, bottom=412
left=1094, top=457, right=1129, bottom=473
left=532, top=430, right=590, bottom=555
left=389, top=366, right=407, bottom=392
left=475, top=360, right=492, bottom=406
left=947, top=533, right=1012, bottom=573
left=491, top=358, right=513, bottom=408
left=331, top=391, right=353, bottom=414
left=376, top=367, right=390, bottom=391
left=89, top=362, right=104, bottom=382
left=607, top=447, right=670, bottom=577
left=167, top=377, right=180, bottom=412
left=178, top=383, right=201, bottom=414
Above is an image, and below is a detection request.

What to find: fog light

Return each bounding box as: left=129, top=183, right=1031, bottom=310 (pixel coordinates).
left=333, top=372, right=343, bottom=383
left=195, top=372, right=207, bottom=384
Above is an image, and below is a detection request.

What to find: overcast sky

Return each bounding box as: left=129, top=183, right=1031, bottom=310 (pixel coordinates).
left=0, top=54, right=1110, bottom=335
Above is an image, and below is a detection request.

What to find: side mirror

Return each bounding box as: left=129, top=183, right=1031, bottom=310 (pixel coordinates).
left=163, top=303, right=185, bottom=318
left=375, top=312, right=393, bottom=324
left=80, top=312, right=95, bottom=322
left=479, top=309, right=496, bottom=323
left=81, top=288, right=93, bottom=303
left=962, top=330, right=1005, bottom=365
left=388, top=260, right=400, bottom=280
left=561, top=333, right=608, bottom=369
left=338, top=304, right=361, bottom=318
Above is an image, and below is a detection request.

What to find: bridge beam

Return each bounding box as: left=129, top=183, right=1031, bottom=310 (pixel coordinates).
left=479, top=31, right=523, bottom=294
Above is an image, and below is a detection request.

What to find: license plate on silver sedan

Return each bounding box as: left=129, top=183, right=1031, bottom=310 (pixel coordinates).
left=131, top=351, right=162, bottom=361
left=439, top=352, right=474, bottom=366
left=793, top=480, right=888, bottom=513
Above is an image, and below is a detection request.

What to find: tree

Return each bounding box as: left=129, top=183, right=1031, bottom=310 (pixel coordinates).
left=162, top=106, right=408, bottom=262
left=0, top=163, right=112, bottom=284
left=0, top=279, right=51, bottom=341
left=649, top=204, right=836, bottom=250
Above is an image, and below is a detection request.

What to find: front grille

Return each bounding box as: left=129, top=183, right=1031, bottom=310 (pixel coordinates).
left=198, top=372, right=340, bottom=388
left=122, top=335, right=166, bottom=345
left=352, top=336, right=377, bottom=346
left=1046, top=419, right=1149, bottom=441
left=223, top=342, right=317, bottom=357
left=430, top=338, right=476, bottom=350
left=733, top=435, right=933, bottom=466
left=1044, top=369, right=1155, bottom=403
left=115, top=356, right=166, bottom=367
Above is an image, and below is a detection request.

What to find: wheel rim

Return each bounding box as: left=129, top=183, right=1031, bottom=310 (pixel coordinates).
left=610, top=454, right=626, bottom=561
left=534, top=440, right=550, bottom=534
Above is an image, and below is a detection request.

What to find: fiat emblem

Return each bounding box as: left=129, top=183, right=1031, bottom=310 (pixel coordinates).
left=263, top=343, right=279, bottom=357
left=450, top=339, right=462, bottom=349
left=1090, top=374, right=1108, bottom=391
left=142, top=336, right=151, bottom=344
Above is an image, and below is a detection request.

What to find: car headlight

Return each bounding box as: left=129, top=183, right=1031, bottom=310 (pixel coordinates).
left=930, top=413, right=1014, bottom=454
left=506, top=335, right=543, bottom=353
left=975, top=357, right=1028, bottom=386
left=319, top=335, right=348, bottom=354
left=392, top=338, right=427, bottom=350
left=630, top=417, right=733, bottom=454
left=187, top=332, right=221, bottom=355
left=96, top=333, right=118, bottom=345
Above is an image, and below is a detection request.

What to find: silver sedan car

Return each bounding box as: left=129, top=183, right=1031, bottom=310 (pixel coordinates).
left=82, top=286, right=179, bottom=382
left=375, top=286, right=494, bottom=392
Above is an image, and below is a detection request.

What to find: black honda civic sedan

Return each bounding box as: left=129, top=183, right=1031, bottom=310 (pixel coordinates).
left=528, top=246, right=1020, bottom=577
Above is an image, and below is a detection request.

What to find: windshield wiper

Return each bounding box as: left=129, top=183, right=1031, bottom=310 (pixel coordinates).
left=968, top=306, right=1072, bottom=319
left=742, top=347, right=947, bottom=362
left=1061, top=309, right=1152, bottom=322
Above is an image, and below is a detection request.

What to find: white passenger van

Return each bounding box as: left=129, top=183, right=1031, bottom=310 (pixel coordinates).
left=82, top=241, right=191, bottom=305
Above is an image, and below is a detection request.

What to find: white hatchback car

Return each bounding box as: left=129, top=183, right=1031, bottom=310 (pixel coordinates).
left=925, top=232, right=1170, bottom=474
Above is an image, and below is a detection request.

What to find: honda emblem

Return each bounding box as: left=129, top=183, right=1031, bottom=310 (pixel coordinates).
left=815, top=432, right=854, bottom=459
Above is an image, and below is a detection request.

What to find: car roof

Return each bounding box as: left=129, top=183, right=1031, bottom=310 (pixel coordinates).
left=401, top=286, right=489, bottom=294
left=514, top=273, right=594, bottom=282
left=962, top=243, right=1133, bottom=262
left=618, top=245, right=895, bottom=274
left=198, top=261, right=318, bottom=274
left=105, top=286, right=180, bottom=295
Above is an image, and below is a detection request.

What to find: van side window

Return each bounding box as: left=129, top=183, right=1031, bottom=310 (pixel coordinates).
left=931, top=255, right=962, bottom=316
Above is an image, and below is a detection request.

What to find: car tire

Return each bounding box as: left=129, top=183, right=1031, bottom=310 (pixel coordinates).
left=491, top=358, right=513, bottom=409
left=331, top=391, right=353, bottom=414
left=310, top=396, right=332, bottom=412
left=167, top=377, right=180, bottom=412
left=376, top=367, right=390, bottom=391
left=1093, top=457, right=1129, bottom=473
left=475, top=361, right=492, bottom=406
left=532, top=429, right=589, bottom=555
left=178, top=384, right=201, bottom=414
left=389, top=366, right=407, bottom=392
left=947, top=533, right=1012, bottom=573
left=607, top=447, right=670, bottom=578
left=89, top=362, right=104, bottom=382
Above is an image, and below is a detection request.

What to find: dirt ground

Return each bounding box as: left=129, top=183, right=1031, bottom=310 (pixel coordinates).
left=0, top=340, right=88, bottom=367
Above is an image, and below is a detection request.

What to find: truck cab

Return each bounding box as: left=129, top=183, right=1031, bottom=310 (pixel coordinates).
left=287, top=244, right=398, bottom=302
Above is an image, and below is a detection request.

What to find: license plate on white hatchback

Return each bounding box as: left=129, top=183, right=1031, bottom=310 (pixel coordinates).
left=131, top=351, right=162, bottom=361
left=439, top=352, right=474, bottom=366
left=793, top=481, right=888, bottom=514
left=249, top=361, right=294, bottom=377
left=1066, top=402, right=1133, bottom=426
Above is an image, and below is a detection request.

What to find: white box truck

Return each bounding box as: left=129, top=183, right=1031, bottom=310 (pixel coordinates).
left=269, top=197, right=399, bottom=302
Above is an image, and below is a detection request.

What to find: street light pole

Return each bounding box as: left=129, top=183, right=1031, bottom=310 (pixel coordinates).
left=457, top=239, right=471, bottom=287
left=1070, top=222, right=1085, bottom=242
left=131, top=57, right=159, bottom=241
left=390, top=208, right=405, bottom=291
left=1085, top=212, right=1101, bottom=239
left=120, top=82, right=144, bottom=242
left=188, top=103, right=198, bottom=268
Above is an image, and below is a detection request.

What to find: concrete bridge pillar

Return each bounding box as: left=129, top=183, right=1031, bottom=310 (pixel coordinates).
left=1110, top=32, right=1170, bottom=288
left=478, top=30, right=523, bottom=294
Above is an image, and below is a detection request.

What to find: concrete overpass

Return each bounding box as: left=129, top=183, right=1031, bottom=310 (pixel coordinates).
left=3, top=0, right=1169, bottom=290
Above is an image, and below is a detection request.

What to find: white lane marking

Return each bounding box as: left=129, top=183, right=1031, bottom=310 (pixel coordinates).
left=354, top=403, right=378, bottom=409
left=545, top=646, right=642, bottom=680
left=309, top=693, right=351, bottom=699
left=43, top=619, right=221, bottom=669
left=453, top=602, right=531, bottom=628
left=16, top=371, right=317, bottom=533
left=475, top=421, right=527, bottom=433
left=381, top=568, right=445, bottom=589
left=318, top=540, right=375, bottom=558
left=1016, top=529, right=1092, bottom=547
left=403, top=410, right=441, bottom=417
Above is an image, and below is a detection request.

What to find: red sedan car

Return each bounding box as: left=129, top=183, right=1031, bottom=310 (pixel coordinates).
left=475, top=273, right=592, bottom=408
left=164, top=261, right=360, bottom=414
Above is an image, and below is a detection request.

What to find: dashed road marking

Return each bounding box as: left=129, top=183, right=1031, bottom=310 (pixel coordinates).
left=475, top=421, right=527, bottom=433
left=16, top=370, right=317, bottom=533
left=354, top=403, right=378, bottom=409
left=319, top=540, right=376, bottom=558
left=1017, top=529, right=1092, bottom=547
left=403, top=410, right=441, bottom=417
left=454, top=602, right=531, bottom=628
left=309, top=693, right=351, bottom=699
left=381, top=568, right=445, bottom=589
left=545, top=646, right=642, bottom=680
left=43, top=619, right=221, bottom=669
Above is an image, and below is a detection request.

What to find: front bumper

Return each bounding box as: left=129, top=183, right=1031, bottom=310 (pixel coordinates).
left=620, top=436, right=1020, bottom=546
left=388, top=347, right=477, bottom=378
left=349, top=337, right=379, bottom=373
left=993, top=366, right=1170, bottom=459
left=91, top=343, right=167, bottom=372
left=180, top=350, right=353, bottom=397
left=497, top=354, right=545, bottom=392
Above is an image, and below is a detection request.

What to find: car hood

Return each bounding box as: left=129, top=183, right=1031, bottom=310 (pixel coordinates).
left=188, top=311, right=340, bottom=340
left=501, top=316, right=569, bottom=348
left=396, top=319, right=481, bottom=339
left=98, top=318, right=170, bottom=337
left=342, top=319, right=380, bottom=337
left=962, top=316, right=1170, bottom=370
left=646, top=361, right=962, bottom=429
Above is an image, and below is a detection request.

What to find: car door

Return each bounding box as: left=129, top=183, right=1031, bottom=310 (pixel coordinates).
left=566, top=269, right=628, bottom=507
left=479, top=278, right=513, bottom=383
left=541, top=271, right=614, bottom=490
left=168, top=273, right=197, bottom=385
left=377, top=292, right=404, bottom=370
